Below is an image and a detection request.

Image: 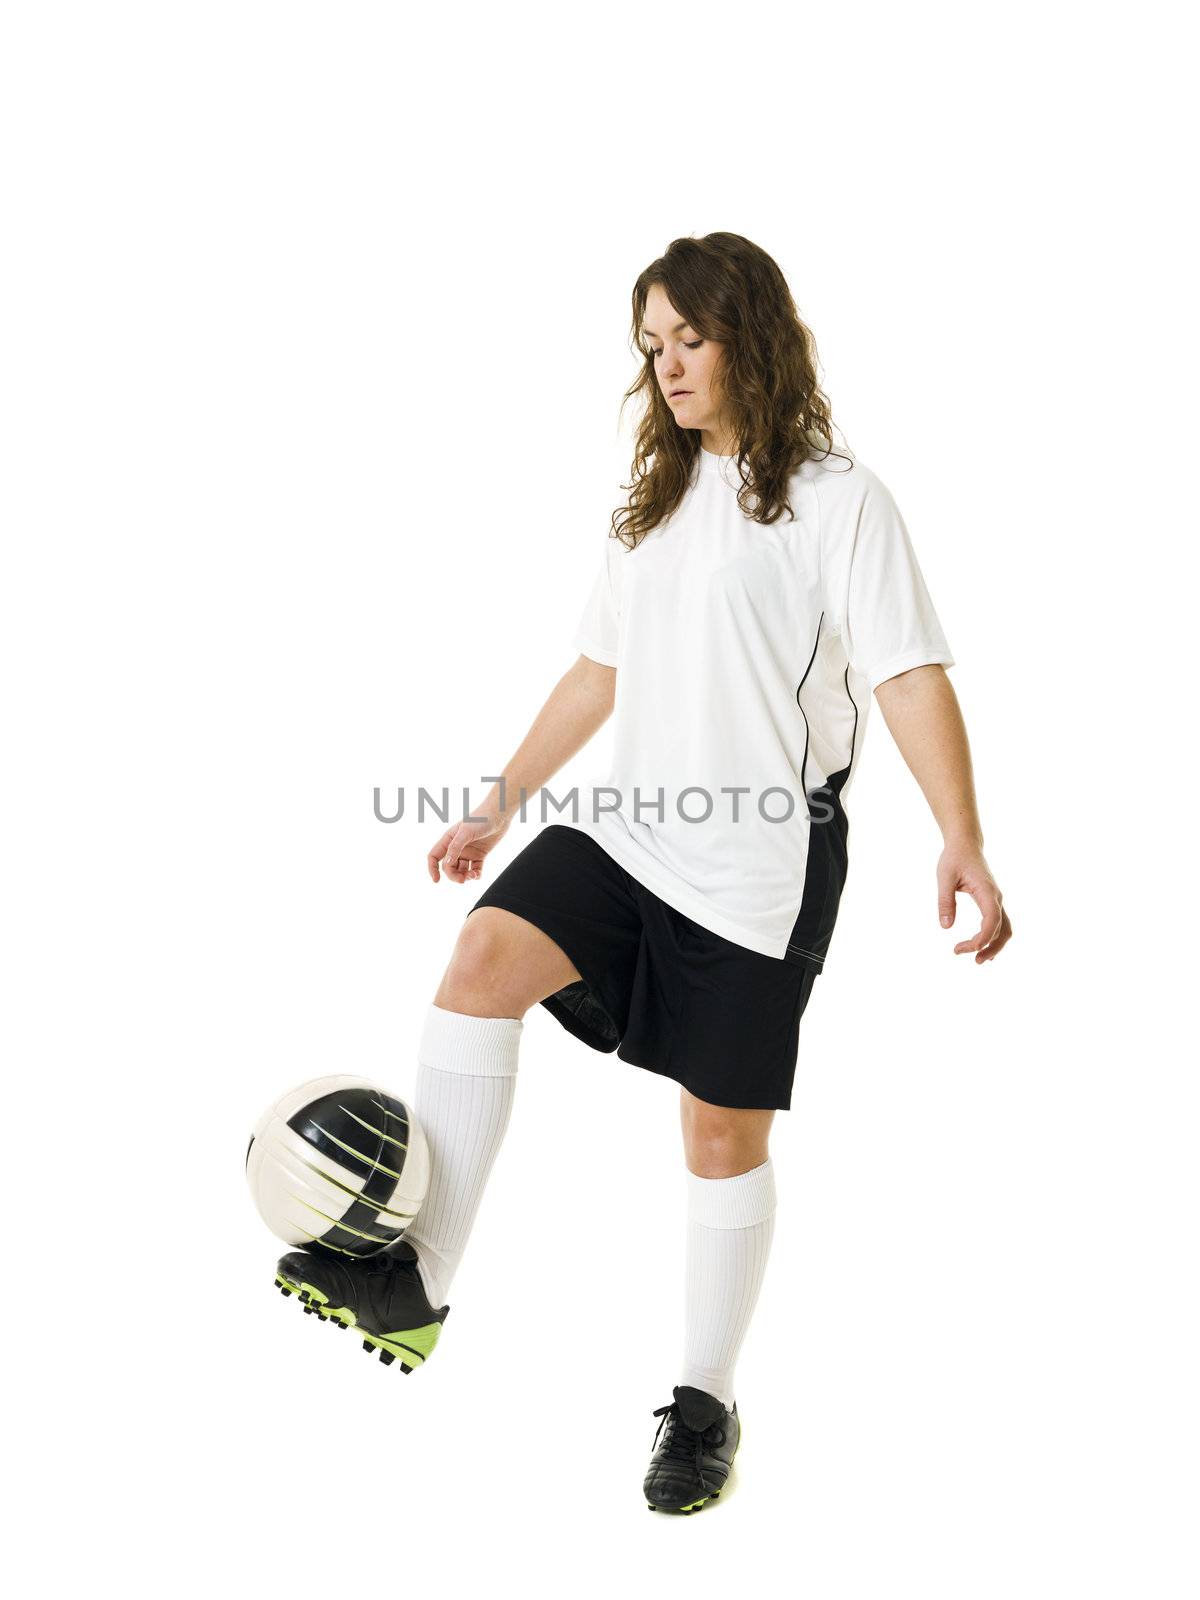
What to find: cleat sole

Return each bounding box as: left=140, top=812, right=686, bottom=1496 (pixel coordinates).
left=273, top=1270, right=443, bottom=1373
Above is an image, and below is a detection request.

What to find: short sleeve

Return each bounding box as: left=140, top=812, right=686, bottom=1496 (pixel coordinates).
left=820, top=462, right=954, bottom=693
left=571, top=535, right=621, bottom=667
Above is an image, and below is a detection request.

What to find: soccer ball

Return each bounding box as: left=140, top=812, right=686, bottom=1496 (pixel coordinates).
left=246, top=1075, right=430, bottom=1258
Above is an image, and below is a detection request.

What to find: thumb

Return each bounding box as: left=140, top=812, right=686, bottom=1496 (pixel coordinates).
left=938, top=883, right=956, bottom=927
left=441, top=825, right=466, bottom=862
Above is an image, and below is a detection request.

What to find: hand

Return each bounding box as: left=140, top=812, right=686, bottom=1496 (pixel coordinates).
left=936, top=844, right=1012, bottom=963
left=427, top=808, right=511, bottom=886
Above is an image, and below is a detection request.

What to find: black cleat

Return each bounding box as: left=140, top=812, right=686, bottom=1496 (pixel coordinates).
left=643, top=1385, right=740, bottom=1513
left=273, top=1238, right=450, bottom=1372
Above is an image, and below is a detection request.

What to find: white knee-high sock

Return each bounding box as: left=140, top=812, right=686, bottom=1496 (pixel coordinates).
left=403, top=1003, right=522, bottom=1310
left=679, top=1158, right=777, bottom=1411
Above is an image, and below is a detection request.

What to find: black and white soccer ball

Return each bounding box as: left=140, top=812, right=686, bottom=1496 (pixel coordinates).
left=246, top=1075, right=430, bottom=1258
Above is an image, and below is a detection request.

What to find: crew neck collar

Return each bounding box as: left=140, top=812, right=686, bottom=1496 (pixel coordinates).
left=697, top=445, right=740, bottom=476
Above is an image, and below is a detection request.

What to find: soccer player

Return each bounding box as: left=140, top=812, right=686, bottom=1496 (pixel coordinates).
left=276, top=231, right=1012, bottom=1514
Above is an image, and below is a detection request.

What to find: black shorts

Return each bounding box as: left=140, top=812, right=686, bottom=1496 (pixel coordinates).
left=466, top=824, right=820, bottom=1111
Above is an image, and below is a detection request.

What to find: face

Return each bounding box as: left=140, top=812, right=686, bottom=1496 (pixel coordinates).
left=642, top=283, right=736, bottom=454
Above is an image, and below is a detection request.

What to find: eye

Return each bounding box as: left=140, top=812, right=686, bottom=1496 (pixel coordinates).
left=647, top=340, right=703, bottom=359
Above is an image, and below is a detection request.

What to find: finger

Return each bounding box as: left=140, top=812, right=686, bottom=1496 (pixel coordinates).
left=953, top=918, right=999, bottom=955
left=438, top=829, right=467, bottom=879
left=968, top=909, right=1010, bottom=962
left=428, top=827, right=456, bottom=880
left=952, top=889, right=1003, bottom=955
left=980, top=907, right=1007, bottom=952
left=428, top=840, right=452, bottom=881
left=979, top=911, right=1013, bottom=961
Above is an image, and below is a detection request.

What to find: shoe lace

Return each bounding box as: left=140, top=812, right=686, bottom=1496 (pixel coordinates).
left=651, top=1402, right=726, bottom=1480
left=361, top=1249, right=411, bottom=1278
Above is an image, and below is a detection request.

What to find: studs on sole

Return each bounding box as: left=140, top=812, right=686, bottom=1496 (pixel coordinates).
left=275, top=1275, right=427, bottom=1373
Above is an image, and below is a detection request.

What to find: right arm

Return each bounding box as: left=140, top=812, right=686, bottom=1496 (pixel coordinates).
left=428, top=654, right=616, bottom=884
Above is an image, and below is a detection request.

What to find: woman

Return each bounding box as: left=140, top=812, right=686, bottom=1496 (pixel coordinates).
left=274, top=232, right=1012, bottom=1515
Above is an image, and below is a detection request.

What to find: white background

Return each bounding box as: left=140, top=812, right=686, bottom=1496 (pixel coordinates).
left=4, top=2, right=1196, bottom=1594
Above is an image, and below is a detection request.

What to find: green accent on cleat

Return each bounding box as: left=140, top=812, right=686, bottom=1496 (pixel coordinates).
left=355, top=1320, right=444, bottom=1366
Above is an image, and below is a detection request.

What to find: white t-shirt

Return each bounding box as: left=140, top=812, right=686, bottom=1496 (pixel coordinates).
left=562, top=445, right=955, bottom=970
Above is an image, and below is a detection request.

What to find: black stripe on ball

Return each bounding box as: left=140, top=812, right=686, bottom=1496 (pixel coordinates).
left=287, top=1089, right=413, bottom=1256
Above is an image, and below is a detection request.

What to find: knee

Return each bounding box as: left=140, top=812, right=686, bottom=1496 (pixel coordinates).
left=681, top=1095, right=774, bottom=1178
left=434, top=914, right=526, bottom=1018
left=685, top=1139, right=767, bottom=1180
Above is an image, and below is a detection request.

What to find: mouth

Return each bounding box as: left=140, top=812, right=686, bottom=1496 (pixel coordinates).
left=669, top=390, right=691, bottom=399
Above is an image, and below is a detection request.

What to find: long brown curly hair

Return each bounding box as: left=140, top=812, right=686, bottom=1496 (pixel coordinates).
left=612, top=232, right=851, bottom=551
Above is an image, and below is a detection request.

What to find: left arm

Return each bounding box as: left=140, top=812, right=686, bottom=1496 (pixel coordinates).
left=873, top=663, right=1012, bottom=964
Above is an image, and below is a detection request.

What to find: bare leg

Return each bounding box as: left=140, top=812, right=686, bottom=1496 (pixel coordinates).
left=680, top=1087, right=774, bottom=1177
left=434, top=905, right=584, bottom=1018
